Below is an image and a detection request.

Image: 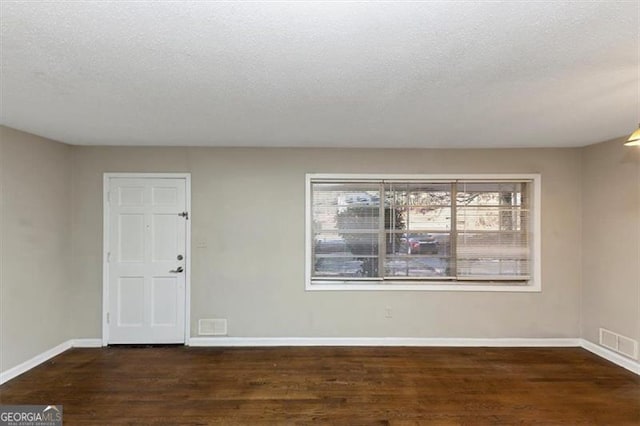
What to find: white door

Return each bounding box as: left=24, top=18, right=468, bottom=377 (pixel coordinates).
left=107, top=177, right=188, bottom=344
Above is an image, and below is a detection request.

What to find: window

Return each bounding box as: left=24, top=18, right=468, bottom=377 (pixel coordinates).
left=305, top=174, right=541, bottom=292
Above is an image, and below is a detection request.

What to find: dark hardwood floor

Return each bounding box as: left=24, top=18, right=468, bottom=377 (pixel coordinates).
left=0, top=346, right=638, bottom=425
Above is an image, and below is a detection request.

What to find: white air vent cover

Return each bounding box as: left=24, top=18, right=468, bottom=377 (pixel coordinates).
left=199, top=318, right=227, bottom=336
left=617, top=335, right=639, bottom=359
left=599, top=328, right=638, bottom=360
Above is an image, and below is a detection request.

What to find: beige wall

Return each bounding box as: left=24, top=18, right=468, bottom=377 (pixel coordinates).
left=71, top=146, right=582, bottom=339
left=0, top=127, right=74, bottom=372
left=581, top=137, right=640, bottom=344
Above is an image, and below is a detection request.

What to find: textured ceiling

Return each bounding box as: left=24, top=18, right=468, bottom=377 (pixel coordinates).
left=1, top=2, right=638, bottom=148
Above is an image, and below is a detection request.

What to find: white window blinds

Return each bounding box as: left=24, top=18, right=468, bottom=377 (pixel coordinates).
left=310, top=178, right=534, bottom=284
left=455, top=182, right=530, bottom=280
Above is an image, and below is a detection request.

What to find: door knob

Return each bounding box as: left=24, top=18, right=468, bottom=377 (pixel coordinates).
left=169, top=266, right=184, bottom=273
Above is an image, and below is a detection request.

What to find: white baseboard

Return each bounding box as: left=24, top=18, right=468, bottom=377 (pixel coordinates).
left=188, top=337, right=638, bottom=376
left=580, top=338, right=640, bottom=375
left=189, top=337, right=581, bottom=347
left=0, top=338, right=103, bottom=385
left=0, top=340, right=72, bottom=385
left=72, top=338, right=103, bottom=348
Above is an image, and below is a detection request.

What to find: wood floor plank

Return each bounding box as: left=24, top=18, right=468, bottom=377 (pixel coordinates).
left=0, top=347, right=638, bottom=425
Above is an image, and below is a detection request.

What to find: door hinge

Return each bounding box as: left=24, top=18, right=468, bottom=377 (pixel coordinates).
left=107, top=252, right=111, bottom=263
left=106, top=312, right=110, bottom=324
left=178, top=212, right=189, bottom=220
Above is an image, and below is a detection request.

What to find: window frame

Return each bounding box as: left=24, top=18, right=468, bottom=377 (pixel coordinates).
left=305, top=173, right=542, bottom=292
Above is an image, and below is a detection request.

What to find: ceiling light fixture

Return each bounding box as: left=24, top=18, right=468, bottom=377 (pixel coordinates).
left=624, top=124, right=640, bottom=146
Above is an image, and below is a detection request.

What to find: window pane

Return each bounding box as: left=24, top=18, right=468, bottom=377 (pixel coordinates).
left=456, top=182, right=530, bottom=279
left=386, top=232, right=450, bottom=256
left=383, top=182, right=453, bottom=279
left=313, top=183, right=380, bottom=207
left=385, top=184, right=452, bottom=231
left=388, top=183, right=451, bottom=206
left=312, top=182, right=381, bottom=278
left=384, top=257, right=451, bottom=277
left=457, top=208, right=528, bottom=232
left=314, top=205, right=379, bottom=231
left=315, top=233, right=378, bottom=256
left=457, top=259, right=530, bottom=277
left=313, top=234, right=379, bottom=278
left=457, top=232, right=528, bottom=254
left=312, top=183, right=380, bottom=232
left=405, top=206, right=452, bottom=231
left=457, top=182, right=527, bottom=207
left=314, top=258, right=367, bottom=278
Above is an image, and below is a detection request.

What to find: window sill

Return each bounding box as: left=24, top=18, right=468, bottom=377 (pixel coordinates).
left=306, top=280, right=541, bottom=292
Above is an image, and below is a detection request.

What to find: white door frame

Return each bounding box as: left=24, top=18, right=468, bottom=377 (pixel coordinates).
left=102, top=172, right=192, bottom=346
